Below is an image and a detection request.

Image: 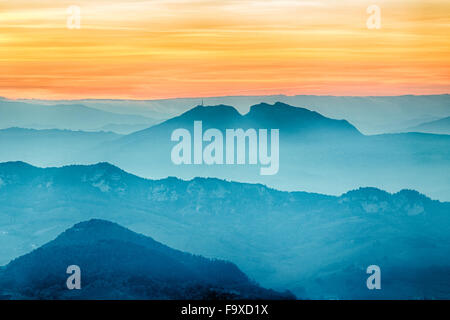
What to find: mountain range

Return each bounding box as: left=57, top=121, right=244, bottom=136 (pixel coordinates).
left=0, top=128, right=121, bottom=166
left=95, top=102, right=450, bottom=201
left=12, top=94, right=450, bottom=134
left=0, top=100, right=157, bottom=133
left=0, top=161, right=449, bottom=299
left=0, top=219, right=293, bottom=300
left=405, top=116, right=450, bottom=135
left=2, top=101, right=449, bottom=200
left=1, top=94, right=448, bottom=300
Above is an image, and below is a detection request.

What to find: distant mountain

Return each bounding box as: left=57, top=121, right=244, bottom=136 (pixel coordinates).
left=1, top=102, right=449, bottom=200
left=0, top=100, right=156, bottom=132
left=0, top=128, right=121, bottom=166
left=405, top=116, right=450, bottom=135
left=93, top=102, right=450, bottom=201
left=1, top=162, right=449, bottom=299
left=16, top=94, right=450, bottom=134
left=112, top=102, right=360, bottom=146
left=95, top=123, right=158, bottom=134
left=0, top=219, right=293, bottom=300
left=95, top=101, right=362, bottom=177
left=275, top=94, right=450, bottom=135
left=16, top=98, right=169, bottom=121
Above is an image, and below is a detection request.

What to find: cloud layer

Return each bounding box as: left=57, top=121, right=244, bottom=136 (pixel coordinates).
left=0, top=0, right=449, bottom=99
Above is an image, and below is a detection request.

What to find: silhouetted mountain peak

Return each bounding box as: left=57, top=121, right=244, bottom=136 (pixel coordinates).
left=47, top=218, right=160, bottom=249
left=395, top=189, right=426, bottom=199
left=341, top=187, right=391, bottom=199
left=125, top=104, right=243, bottom=137
left=0, top=161, right=39, bottom=178
left=245, top=102, right=361, bottom=136
left=342, top=187, right=430, bottom=202
left=56, top=163, right=134, bottom=193
left=0, top=219, right=294, bottom=300
left=0, top=161, right=34, bottom=169
left=60, top=219, right=125, bottom=239
left=249, top=101, right=317, bottom=114
left=90, top=162, right=122, bottom=171
left=339, top=187, right=433, bottom=215
left=69, top=218, right=126, bottom=233
left=181, top=104, right=241, bottom=119
left=60, top=162, right=124, bottom=175
left=393, top=189, right=431, bottom=211
left=248, top=101, right=317, bottom=115
left=116, top=101, right=362, bottom=146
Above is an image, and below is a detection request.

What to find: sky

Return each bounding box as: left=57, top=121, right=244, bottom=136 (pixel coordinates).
left=0, top=0, right=449, bottom=99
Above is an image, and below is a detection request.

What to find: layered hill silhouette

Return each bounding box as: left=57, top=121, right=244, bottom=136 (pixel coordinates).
left=405, top=116, right=450, bottom=135
left=0, top=101, right=449, bottom=199
left=93, top=102, right=450, bottom=201
left=0, top=100, right=156, bottom=132
left=118, top=102, right=360, bottom=140
left=0, top=128, right=121, bottom=166
left=0, top=162, right=449, bottom=299
left=0, top=219, right=293, bottom=300
left=12, top=94, right=450, bottom=134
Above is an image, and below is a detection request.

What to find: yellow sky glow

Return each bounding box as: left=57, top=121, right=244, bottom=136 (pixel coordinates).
left=0, top=0, right=449, bottom=99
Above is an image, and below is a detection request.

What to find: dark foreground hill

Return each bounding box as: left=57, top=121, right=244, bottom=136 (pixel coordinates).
left=0, top=219, right=294, bottom=300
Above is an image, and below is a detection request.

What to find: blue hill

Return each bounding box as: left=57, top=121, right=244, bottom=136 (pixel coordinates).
left=0, top=219, right=294, bottom=300
left=0, top=162, right=449, bottom=299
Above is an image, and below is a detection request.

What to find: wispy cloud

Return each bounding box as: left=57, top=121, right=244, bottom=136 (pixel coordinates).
left=0, top=0, right=449, bottom=99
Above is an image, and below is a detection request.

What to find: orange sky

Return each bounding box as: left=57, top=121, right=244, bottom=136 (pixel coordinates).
left=0, top=0, right=449, bottom=99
